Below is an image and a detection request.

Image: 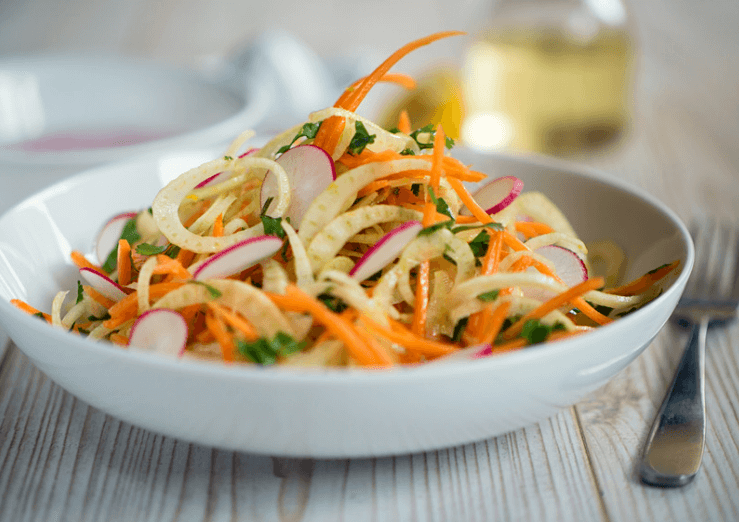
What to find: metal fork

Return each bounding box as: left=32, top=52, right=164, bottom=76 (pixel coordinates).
left=639, top=219, right=739, bottom=487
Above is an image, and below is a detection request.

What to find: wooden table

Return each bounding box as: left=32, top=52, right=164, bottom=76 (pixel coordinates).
left=1, top=0, right=737, bottom=520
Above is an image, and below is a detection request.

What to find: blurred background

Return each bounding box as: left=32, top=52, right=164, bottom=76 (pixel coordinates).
left=0, top=0, right=737, bottom=174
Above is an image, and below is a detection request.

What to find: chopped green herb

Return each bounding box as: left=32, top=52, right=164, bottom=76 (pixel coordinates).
left=409, top=124, right=455, bottom=151
left=276, top=121, right=323, bottom=154
left=34, top=312, right=46, bottom=320
left=451, top=222, right=503, bottom=234
left=427, top=186, right=453, bottom=220
left=76, top=280, right=84, bottom=304
left=88, top=312, right=111, bottom=322
left=468, top=231, right=490, bottom=258
left=190, top=281, right=223, bottom=299
left=400, top=148, right=416, bottom=156
left=136, top=243, right=168, bottom=256
left=647, top=263, right=670, bottom=275
left=520, top=319, right=567, bottom=345
left=166, top=245, right=181, bottom=259
left=317, top=292, right=349, bottom=313
left=347, top=121, right=376, bottom=155
left=224, top=155, right=233, bottom=161
left=260, top=196, right=287, bottom=239
left=418, top=219, right=454, bottom=236
left=102, top=218, right=141, bottom=273
left=442, top=253, right=457, bottom=266
left=236, top=332, right=307, bottom=365
left=387, top=127, right=401, bottom=134
left=410, top=183, right=422, bottom=197
left=451, top=317, right=468, bottom=343
left=477, top=290, right=500, bottom=302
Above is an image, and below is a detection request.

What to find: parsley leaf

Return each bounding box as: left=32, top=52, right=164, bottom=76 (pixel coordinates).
left=224, top=155, right=233, bottom=161
left=348, top=121, right=376, bottom=155
left=410, top=183, right=422, bottom=197
left=317, top=293, right=349, bottom=313
left=418, top=220, right=454, bottom=236
left=102, top=218, right=140, bottom=273
left=88, top=312, right=111, bottom=322
left=259, top=196, right=287, bottom=239
left=136, top=243, right=169, bottom=256
left=276, top=122, right=323, bottom=155
left=451, top=317, right=468, bottom=343
left=409, top=124, right=455, bottom=151
left=189, top=281, right=222, bottom=299
left=520, top=319, right=567, bottom=345
left=427, top=186, right=453, bottom=220
left=76, top=280, right=84, bottom=304
left=468, top=231, right=490, bottom=258
left=236, top=332, right=307, bottom=365
left=34, top=312, right=46, bottom=320
left=451, top=222, right=503, bottom=234
left=477, top=290, right=500, bottom=302
left=647, top=263, right=670, bottom=275
left=400, top=148, right=416, bottom=156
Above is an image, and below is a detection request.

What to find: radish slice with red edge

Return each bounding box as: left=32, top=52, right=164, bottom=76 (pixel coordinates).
left=94, top=211, right=137, bottom=264
left=522, top=245, right=589, bottom=302
left=425, top=343, right=492, bottom=364
left=260, top=144, right=335, bottom=228
left=195, top=148, right=259, bottom=189
left=535, top=245, right=588, bottom=286
left=128, top=308, right=188, bottom=357
left=461, top=176, right=523, bottom=216
left=79, top=267, right=128, bottom=301
left=349, top=221, right=423, bottom=281
left=192, top=235, right=283, bottom=280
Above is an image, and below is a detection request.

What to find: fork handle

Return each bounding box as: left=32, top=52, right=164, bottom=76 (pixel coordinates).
left=639, top=316, right=708, bottom=487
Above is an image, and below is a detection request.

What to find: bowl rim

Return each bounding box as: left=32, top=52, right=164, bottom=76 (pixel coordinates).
left=0, top=53, right=270, bottom=165
left=0, top=147, right=695, bottom=383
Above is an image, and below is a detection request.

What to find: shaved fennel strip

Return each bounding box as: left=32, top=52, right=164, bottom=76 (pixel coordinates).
left=306, top=205, right=422, bottom=273
left=281, top=221, right=314, bottom=287
left=51, top=291, right=68, bottom=327
left=137, top=256, right=159, bottom=315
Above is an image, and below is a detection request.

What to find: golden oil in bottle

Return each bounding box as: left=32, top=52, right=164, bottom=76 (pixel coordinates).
left=460, top=1, right=633, bottom=154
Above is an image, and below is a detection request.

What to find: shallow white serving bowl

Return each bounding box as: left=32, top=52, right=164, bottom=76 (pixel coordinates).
left=0, top=147, right=693, bottom=458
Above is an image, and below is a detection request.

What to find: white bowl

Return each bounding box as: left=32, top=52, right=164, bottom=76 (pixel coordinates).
left=0, top=147, right=693, bottom=458
left=0, top=55, right=266, bottom=166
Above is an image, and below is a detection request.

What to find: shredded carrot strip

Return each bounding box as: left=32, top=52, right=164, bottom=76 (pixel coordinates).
left=357, top=179, right=392, bottom=198
left=212, top=213, right=224, bottom=237
left=491, top=338, right=528, bottom=354
left=153, top=255, right=191, bottom=280
left=515, top=221, right=554, bottom=238
left=398, top=110, right=411, bottom=134
left=110, top=333, right=129, bottom=346
left=10, top=299, right=51, bottom=322
left=479, top=301, right=512, bottom=346
left=70, top=251, right=100, bottom=272
left=82, top=285, right=117, bottom=309
left=315, top=31, right=463, bottom=155
left=361, top=315, right=458, bottom=357
left=455, top=215, right=480, bottom=224
left=606, top=260, right=680, bottom=296
left=117, top=239, right=132, bottom=286
left=103, top=282, right=185, bottom=329
left=207, top=302, right=259, bottom=341
left=412, top=260, right=431, bottom=335
left=502, top=230, right=530, bottom=252
left=176, top=248, right=196, bottom=269
left=468, top=230, right=505, bottom=338
left=266, top=285, right=393, bottom=367
left=204, top=312, right=235, bottom=363
left=503, top=276, right=605, bottom=340
left=446, top=177, right=493, bottom=224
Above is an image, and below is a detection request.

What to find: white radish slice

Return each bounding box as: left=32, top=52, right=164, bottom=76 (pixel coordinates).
left=260, top=144, right=335, bottom=228
left=128, top=308, right=188, bottom=357
left=79, top=267, right=128, bottom=301
left=461, top=176, right=523, bottom=216
left=94, top=211, right=137, bottom=264
left=522, top=245, right=589, bottom=303
left=535, top=245, right=588, bottom=286
left=425, top=343, right=493, bottom=364
left=349, top=221, right=423, bottom=281
left=194, top=148, right=258, bottom=188
left=192, top=235, right=283, bottom=280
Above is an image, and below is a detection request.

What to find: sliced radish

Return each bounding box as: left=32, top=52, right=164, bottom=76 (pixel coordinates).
left=128, top=308, right=188, bottom=357
left=461, top=176, right=523, bottom=216
left=522, top=245, right=588, bottom=302
left=94, top=211, right=137, bottom=264
left=79, top=267, right=128, bottom=301
left=535, top=245, right=588, bottom=286
left=428, top=343, right=492, bottom=364
left=349, top=221, right=423, bottom=281
left=260, top=144, right=335, bottom=228
left=195, top=148, right=259, bottom=189
left=192, top=235, right=283, bottom=280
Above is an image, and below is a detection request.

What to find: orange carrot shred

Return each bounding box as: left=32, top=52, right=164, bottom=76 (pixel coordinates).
left=117, top=239, right=132, bottom=286
left=82, top=285, right=117, bottom=309
left=11, top=299, right=51, bottom=322
left=398, top=110, right=412, bottom=134
left=606, top=260, right=680, bottom=296
left=447, top=177, right=493, bottom=224
left=479, top=301, right=512, bottom=346
left=70, top=250, right=100, bottom=272
left=204, top=312, right=235, bottom=363
left=212, top=213, right=224, bottom=237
